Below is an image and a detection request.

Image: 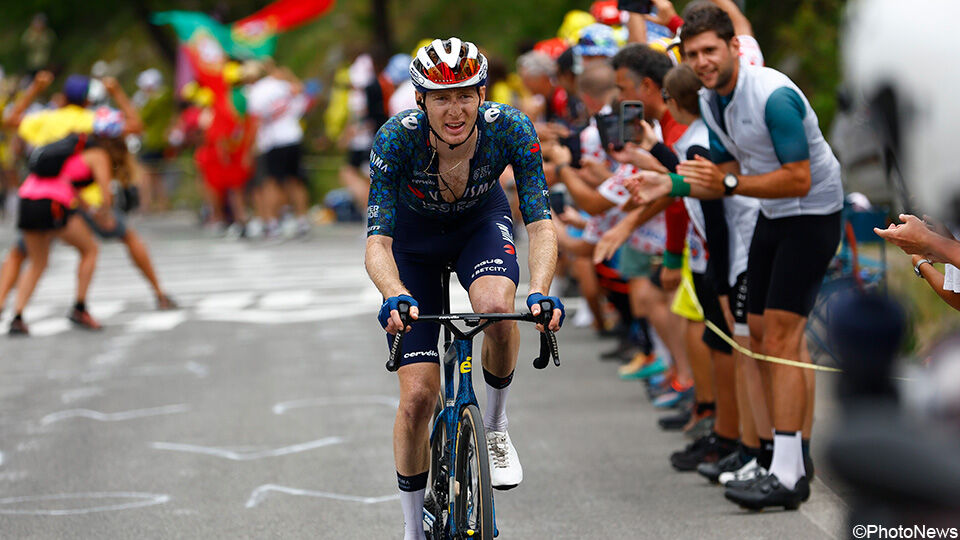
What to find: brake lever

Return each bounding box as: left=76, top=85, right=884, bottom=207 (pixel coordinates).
left=385, top=302, right=411, bottom=373
left=532, top=300, right=560, bottom=369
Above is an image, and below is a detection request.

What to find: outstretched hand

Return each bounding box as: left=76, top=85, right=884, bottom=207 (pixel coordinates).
left=874, top=214, right=947, bottom=261
left=676, top=155, right=724, bottom=193
left=624, top=171, right=671, bottom=204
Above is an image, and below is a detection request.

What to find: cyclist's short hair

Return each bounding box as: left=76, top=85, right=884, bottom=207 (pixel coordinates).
left=611, top=44, right=673, bottom=88
left=680, top=3, right=736, bottom=46
left=663, top=65, right=703, bottom=117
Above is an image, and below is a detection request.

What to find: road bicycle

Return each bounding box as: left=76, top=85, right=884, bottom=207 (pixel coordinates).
left=385, top=266, right=560, bottom=539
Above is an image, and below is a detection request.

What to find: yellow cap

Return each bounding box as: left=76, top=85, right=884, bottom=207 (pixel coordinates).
left=557, top=10, right=597, bottom=45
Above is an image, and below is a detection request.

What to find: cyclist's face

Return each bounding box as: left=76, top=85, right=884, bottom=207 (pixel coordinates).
left=682, top=32, right=740, bottom=93
left=423, top=86, right=485, bottom=144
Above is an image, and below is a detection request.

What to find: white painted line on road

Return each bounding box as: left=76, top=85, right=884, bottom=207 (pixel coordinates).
left=126, top=311, right=187, bottom=333
left=60, top=387, right=103, bottom=404
left=29, top=318, right=71, bottom=337
left=259, top=290, right=316, bottom=310
left=273, top=395, right=400, bottom=415
left=245, top=484, right=399, bottom=508
left=195, top=305, right=373, bottom=325
left=0, top=451, right=4, bottom=467
left=195, top=292, right=256, bottom=311
left=150, top=437, right=344, bottom=461
left=0, top=492, right=170, bottom=515
left=129, top=362, right=209, bottom=379
left=41, top=404, right=191, bottom=425
left=90, top=300, right=126, bottom=321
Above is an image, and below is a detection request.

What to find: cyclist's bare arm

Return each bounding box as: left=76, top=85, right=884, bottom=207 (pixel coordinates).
left=526, top=219, right=562, bottom=330
left=365, top=234, right=418, bottom=332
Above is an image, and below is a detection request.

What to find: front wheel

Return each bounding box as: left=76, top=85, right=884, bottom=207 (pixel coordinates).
left=453, top=404, right=494, bottom=540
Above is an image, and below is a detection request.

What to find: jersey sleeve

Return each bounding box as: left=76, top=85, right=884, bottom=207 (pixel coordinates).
left=366, top=116, right=408, bottom=237
left=764, top=87, right=810, bottom=165
left=504, top=108, right=551, bottom=224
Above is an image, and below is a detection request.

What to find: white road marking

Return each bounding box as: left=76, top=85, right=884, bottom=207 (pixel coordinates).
left=89, top=300, right=126, bottom=321
left=41, top=404, right=191, bottom=425
left=126, top=311, right=187, bottom=333
left=195, top=292, right=256, bottom=311
left=60, top=387, right=104, bottom=404
left=29, top=318, right=72, bottom=337
left=150, top=437, right=344, bottom=461
left=259, top=290, right=316, bottom=310
left=0, top=492, right=169, bottom=515
left=273, top=395, right=400, bottom=415
left=245, top=484, right=399, bottom=508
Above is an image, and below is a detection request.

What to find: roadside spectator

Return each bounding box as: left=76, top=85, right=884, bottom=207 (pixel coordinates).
left=22, top=14, right=56, bottom=76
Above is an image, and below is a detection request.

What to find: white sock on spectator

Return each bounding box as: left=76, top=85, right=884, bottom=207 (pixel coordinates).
left=769, top=430, right=805, bottom=489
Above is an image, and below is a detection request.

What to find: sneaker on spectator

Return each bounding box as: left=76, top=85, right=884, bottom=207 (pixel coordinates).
left=684, top=414, right=715, bottom=440
left=281, top=215, right=298, bottom=238
left=8, top=317, right=29, bottom=336
left=658, top=408, right=691, bottom=431
left=618, top=352, right=653, bottom=378
left=652, top=381, right=694, bottom=409
left=295, top=217, right=312, bottom=237
left=246, top=218, right=264, bottom=239
left=69, top=307, right=102, bottom=331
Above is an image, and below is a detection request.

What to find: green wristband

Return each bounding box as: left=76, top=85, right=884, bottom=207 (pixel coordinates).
left=663, top=251, right=683, bottom=269
left=668, top=173, right=691, bottom=197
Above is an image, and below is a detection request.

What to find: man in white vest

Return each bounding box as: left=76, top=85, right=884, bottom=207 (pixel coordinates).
left=661, top=4, right=843, bottom=510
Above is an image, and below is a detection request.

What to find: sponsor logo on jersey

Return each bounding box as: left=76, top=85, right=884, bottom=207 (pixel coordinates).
left=367, top=205, right=379, bottom=219
left=473, top=258, right=504, bottom=270
left=401, top=113, right=419, bottom=130
left=370, top=151, right=389, bottom=173
left=484, top=106, right=501, bottom=123
left=408, top=184, right=425, bottom=199
left=503, top=244, right=516, bottom=255
left=471, top=164, right=492, bottom=181
left=404, top=350, right=439, bottom=359
left=530, top=142, right=540, bottom=154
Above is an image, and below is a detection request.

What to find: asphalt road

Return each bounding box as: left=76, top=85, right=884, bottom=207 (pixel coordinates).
left=0, top=213, right=849, bottom=539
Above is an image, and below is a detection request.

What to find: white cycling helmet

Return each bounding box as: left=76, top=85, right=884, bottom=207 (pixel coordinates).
left=843, top=0, right=960, bottom=223
left=409, top=38, right=488, bottom=94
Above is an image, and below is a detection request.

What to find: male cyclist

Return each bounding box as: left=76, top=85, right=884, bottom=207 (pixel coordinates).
left=364, top=38, right=564, bottom=539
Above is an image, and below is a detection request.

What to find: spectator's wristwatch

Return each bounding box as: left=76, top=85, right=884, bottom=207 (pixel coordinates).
left=723, top=173, right=739, bottom=195
left=914, top=258, right=932, bottom=277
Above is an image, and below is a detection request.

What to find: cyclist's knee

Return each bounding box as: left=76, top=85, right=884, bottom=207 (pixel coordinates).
left=398, top=381, right=440, bottom=425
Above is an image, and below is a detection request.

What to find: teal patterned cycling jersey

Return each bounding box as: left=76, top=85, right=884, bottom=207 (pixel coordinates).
left=366, top=102, right=551, bottom=237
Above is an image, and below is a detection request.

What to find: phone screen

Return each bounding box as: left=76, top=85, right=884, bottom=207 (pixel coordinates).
left=617, top=0, right=652, bottom=14
left=620, top=101, right=645, bottom=146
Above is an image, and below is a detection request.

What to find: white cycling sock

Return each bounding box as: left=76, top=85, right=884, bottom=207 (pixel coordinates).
left=400, top=488, right=426, bottom=540
left=484, top=383, right=510, bottom=433
left=769, top=430, right=805, bottom=489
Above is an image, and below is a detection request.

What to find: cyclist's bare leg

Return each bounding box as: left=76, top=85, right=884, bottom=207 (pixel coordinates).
left=470, top=275, right=519, bottom=433
left=394, top=362, right=440, bottom=540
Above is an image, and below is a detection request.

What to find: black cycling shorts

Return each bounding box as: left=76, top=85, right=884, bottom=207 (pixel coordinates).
left=18, top=198, right=72, bottom=231
left=747, top=211, right=841, bottom=317
left=264, top=143, right=305, bottom=183
left=387, top=189, right=520, bottom=368
left=692, top=271, right=732, bottom=354
left=728, top=271, right=748, bottom=336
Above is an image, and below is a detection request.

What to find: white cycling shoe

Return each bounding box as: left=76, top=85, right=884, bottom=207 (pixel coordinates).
left=486, top=430, right=523, bottom=490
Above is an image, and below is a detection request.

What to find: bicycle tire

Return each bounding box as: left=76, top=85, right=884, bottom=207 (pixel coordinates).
left=426, top=393, right=448, bottom=539
left=453, top=404, right=494, bottom=540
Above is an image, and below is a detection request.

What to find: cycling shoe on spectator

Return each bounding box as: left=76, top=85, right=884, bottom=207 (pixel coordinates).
left=724, top=473, right=809, bottom=511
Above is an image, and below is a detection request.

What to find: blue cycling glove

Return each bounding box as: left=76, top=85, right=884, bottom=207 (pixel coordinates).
left=378, top=294, right=418, bottom=330
left=526, top=293, right=565, bottom=329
